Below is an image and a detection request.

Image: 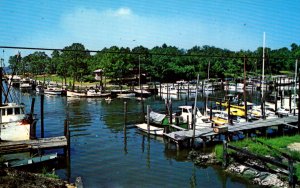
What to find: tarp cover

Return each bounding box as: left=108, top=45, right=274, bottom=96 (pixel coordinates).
left=148, top=111, right=166, bottom=125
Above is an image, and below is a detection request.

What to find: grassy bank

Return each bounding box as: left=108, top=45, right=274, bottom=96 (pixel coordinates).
left=34, top=74, right=129, bottom=90
left=214, top=135, right=300, bottom=179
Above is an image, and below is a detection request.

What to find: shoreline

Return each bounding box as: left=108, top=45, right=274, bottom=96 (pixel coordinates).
left=188, top=150, right=292, bottom=187
left=0, top=168, right=82, bottom=188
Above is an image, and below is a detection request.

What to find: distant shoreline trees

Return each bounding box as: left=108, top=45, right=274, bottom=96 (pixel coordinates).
left=7, top=43, right=300, bottom=85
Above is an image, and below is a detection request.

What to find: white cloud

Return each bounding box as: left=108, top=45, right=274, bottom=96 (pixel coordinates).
left=59, top=7, right=209, bottom=50
left=54, top=7, right=261, bottom=52
left=114, top=7, right=132, bottom=16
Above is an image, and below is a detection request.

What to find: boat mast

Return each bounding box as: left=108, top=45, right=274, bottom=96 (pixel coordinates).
left=262, top=32, right=265, bottom=100
left=261, top=32, right=266, bottom=118
left=293, top=59, right=298, bottom=111
left=0, top=59, right=2, bottom=107
left=243, top=56, right=247, bottom=121
left=138, top=55, right=141, bottom=88
left=192, top=74, right=199, bottom=141
left=208, top=61, right=210, bottom=80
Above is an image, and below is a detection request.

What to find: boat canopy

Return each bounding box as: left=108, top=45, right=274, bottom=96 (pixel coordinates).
left=148, top=111, right=166, bottom=125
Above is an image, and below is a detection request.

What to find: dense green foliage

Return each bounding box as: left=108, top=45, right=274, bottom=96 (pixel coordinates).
left=8, top=43, right=300, bottom=85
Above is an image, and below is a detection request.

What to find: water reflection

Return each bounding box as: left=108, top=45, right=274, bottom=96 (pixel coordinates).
left=12, top=90, right=263, bottom=187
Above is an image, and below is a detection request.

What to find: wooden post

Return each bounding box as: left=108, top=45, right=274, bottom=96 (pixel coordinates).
left=124, top=102, right=128, bottom=154
left=192, top=113, right=195, bottom=139
left=64, top=119, right=70, bottom=159
left=66, top=121, right=71, bottom=184
left=228, top=99, right=232, bottom=125
left=40, top=94, right=44, bottom=138
left=176, top=116, right=179, bottom=126
left=64, top=119, right=68, bottom=137
left=261, top=98, right=265, bottom=119
left=203, top=98, right=207, bottom=115
left=141, top=85, right=145, bottom=115
left=67, top=128, right=71, bottom=164
left=177, top=83, right=179, bottom=97
left=30, top=120, right=37, bottom=139
left=244, top=100, right=248, bottom=121
left=147, top=105, right=150, bottom=134
left=30, top=98, right=35, bottom=115
left=280, top=90, right=283, bottom=108
left=275, top=87, right=278, bottom=115
left=289, top=91, right=292, bottom=113
left=187, top=82, right=190, bottom=99
left=288, top=159, right=295, bottom=187
left=159, top=82, right=162, bottom=98
left=169, top=100, right=173, bottom=124
left=222, top=140, right=228, bottom=168
left=166, top=83, right=169, bottom=101
left=187, top=115, right=189, bottom=129
left=210, top=104, right=213, bottom=128
left=185, top=94, right=187, bottom=105
left=124, top=102, right=127, bottom=131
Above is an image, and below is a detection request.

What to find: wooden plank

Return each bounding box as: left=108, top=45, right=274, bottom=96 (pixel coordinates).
left=282, top=123, right=298, bottom=129
left=0, top=136, right=67, bottom=154
left=170, top=124, right=186, bottom=131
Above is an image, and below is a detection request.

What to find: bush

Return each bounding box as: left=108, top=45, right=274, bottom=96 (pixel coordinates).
left=82, top=75, right=96, bottom=83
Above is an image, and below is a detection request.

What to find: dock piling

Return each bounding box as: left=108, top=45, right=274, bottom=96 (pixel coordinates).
left=222, top=140, right=228, bottom=168
left=40, top=94, right=44, bottom=138
left=147, top=105, right=150, bottom=134
left=124, top=102, right=127, bottom=131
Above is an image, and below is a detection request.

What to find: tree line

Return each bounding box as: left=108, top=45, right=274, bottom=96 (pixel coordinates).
left=7, top=43, right=300, bottom=86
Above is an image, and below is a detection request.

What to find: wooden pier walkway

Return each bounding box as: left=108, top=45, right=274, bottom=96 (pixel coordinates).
left=0, top=136, right=67, bottom=154
left=164, top=116, right=299, bottom=144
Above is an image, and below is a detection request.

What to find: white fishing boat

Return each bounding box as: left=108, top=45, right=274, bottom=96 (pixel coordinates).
left=19, top=78, right=33, bottom=91
left=0, top=102, right=36, bottom=141
left=86, top=88, right=109, bottom=97
left=67, top=90, right=86, bottom=97
left=174, top=106, right=211, bottom=129
left=44, top=83, right=63, bottom=95
left=1, top=72, right=37, bottom=141
left=135, top=123, right=164, bottom=136
left=117, top=92, right=135, bottom=98
left=134, top=88, right=151, bottom=97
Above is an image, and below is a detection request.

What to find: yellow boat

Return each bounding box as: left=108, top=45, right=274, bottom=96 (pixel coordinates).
left=212, top=116, right=228, bottom=126
left=216, top=101, right=246, bottom=117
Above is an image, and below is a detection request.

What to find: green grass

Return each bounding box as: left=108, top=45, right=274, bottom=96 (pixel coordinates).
left=214, top=135, right=300, bottom=179
left=41, top=167, right=59, bottom=179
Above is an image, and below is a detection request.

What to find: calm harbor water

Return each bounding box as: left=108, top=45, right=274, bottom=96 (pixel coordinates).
left=17, top=90, right=262, bottom=188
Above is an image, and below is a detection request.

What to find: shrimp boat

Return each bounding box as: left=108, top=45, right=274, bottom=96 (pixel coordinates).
left=1, top=68, right=37, bottom=141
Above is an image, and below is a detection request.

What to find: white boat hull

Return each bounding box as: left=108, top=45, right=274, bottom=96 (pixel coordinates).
left=1, top=121, right=30, bottom=141
left=135, top=123, right=164, bottom=136
left=44, top=90, right=62, bottom=95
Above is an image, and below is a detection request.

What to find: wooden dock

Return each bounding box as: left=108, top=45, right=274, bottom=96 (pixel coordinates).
left=164, top=116, right=299, bottom=145
left=0, top=136, right=67, bottom=154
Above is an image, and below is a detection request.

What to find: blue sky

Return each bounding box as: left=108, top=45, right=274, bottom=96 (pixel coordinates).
left=0, top=0, right=299, bottom=60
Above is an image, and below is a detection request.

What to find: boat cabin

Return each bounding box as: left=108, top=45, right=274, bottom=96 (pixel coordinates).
left=0, top=103, right=26, bottom=123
